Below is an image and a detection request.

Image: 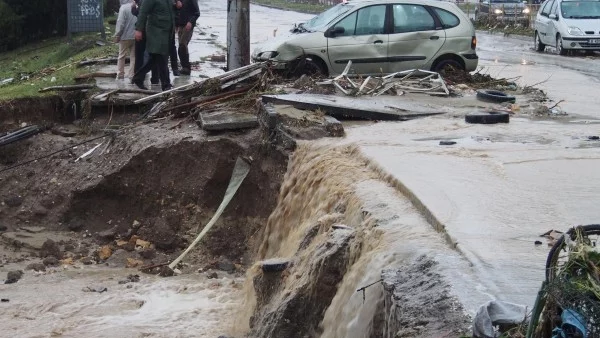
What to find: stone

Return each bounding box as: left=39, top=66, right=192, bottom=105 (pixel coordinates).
left=32, top=205, right=48, bottom=217
left=80, top=256, right=94, bottom=265
left=61, top=257, right=74, bottom=265
left=5, top=270, right=23, bottom=284
left=217, top=258, right=236, bottom=272
left=43, top=256, right=60, bottom=266
left=126, top=258, right=144, bottom=268
left=158, top=266, right=174, bottom=277
left=0, top=225, right=7, bottom=232
left=138, top=247, right=156, bottom=260
left=97, top=246, right=113, bottom=260
left=82, top=286, right=107, bottom=293
left=67, top=220, right=84, bottom=231
left=40, top=239, right=62, bottom=259
left=207, top=272, right=218, bottom=279
left=122, top=243, right=136, bottom=252
left=96, top=227, right=117, bottom=242
left=132, top=220, right=141, bottom=229
left=26, top=262, right=46, bottom=272
left=135, top=239, right=151, bottom=249
left=4, top=195, right=23, bottom=207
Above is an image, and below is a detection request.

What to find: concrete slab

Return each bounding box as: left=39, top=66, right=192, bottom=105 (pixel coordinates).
left=199, top=111, right=258, bottom=131
left=262, top=94, right=448, bottom=121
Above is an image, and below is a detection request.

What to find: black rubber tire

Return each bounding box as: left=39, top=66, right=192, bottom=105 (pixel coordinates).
left=556, top=34, right=568, bottom=56
left=294, top=57, right=327, bottom=77
left=432, top=58, right=464, bottom=73
left=465, top=111, right=510, bottom=124
left=545, top=224, right=600, bottom=281
left=476, top=90, right=516, bottom=103
left=0, top=125, right=42, bottom=147
left=534, top=32, right=545, bottom=52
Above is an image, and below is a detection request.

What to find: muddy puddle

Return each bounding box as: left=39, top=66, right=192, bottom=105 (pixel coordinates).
left=0, top=266, right=243, bottom=337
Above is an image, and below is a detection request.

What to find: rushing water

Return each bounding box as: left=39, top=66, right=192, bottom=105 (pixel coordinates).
left=236, top=142, right=482, bottom=337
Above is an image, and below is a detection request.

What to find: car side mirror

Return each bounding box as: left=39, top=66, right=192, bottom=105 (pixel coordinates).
left=549, top=13, right=558, bottom=20
left=325, top=26, right=345, bottom=38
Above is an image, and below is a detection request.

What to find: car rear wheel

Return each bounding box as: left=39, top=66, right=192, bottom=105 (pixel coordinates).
left=432, top=58, right=464, bottom=74
left=534, top=32, right=545, bottom=52
left=556, top=34, right=568, bottom=56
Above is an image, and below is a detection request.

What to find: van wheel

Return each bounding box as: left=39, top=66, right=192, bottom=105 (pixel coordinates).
left=534, top=32, right=545, bottom=52
left=556, top=35, right=568, bottom=56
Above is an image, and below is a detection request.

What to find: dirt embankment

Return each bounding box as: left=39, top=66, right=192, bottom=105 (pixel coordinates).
left=0, top=111, right=289, bottom=269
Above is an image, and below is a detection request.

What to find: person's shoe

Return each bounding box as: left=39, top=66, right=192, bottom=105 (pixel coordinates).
left=133, top=78, right=148, bottom=90
left=162, top=84, right=173, bottom=91
left=150, top=78, right=159, bottom=85
left=116, top=75, right=125, bottom=80
left=172, top=69, right=180, bottom=76
left=180, top=68, right=191, bottom=76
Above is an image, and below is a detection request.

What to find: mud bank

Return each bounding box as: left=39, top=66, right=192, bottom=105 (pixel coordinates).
left=236, top=142, right=472, bottom=338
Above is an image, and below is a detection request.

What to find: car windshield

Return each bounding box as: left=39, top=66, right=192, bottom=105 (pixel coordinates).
left=303, top=3, right=355, bottom=31
left=561, top=1, right=600, bottom=18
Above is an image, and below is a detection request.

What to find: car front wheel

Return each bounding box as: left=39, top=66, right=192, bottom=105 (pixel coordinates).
left=534, top=32, right=545, bottom=52
left=556, top=34, right=568, bottom=56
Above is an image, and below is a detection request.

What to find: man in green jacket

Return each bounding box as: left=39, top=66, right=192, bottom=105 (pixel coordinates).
left=132, top=0, right=175, bottom=91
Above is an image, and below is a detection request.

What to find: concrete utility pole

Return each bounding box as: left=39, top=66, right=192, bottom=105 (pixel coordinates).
left=227, top=0, right=250, bottom=71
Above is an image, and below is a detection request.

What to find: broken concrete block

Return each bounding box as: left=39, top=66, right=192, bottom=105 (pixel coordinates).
left=199, top=111, right=259, bottom=131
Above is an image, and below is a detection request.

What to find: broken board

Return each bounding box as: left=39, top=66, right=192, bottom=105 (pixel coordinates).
left=262, top=94, right=447, bottom=121
left=199, top=111, right=258, bottom=131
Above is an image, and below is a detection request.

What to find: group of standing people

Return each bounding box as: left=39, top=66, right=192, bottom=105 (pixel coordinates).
left=113, top=0, right=200, bottom=91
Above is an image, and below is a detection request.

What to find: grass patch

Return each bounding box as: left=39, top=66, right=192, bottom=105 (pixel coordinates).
left=0, top=20, right=118, bottom=101
left=251, top=0, right=330, bottom=14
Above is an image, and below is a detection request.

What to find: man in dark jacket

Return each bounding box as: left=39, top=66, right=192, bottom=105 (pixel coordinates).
left=132, top=0, right=158, bottom=84
left=132, top=0, right=175, bottom=91
left=174, top=0, right=200, bottom=75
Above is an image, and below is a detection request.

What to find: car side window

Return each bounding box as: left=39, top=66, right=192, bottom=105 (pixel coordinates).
left=355, top=5, right=386, bottom=35
left=432, top=7, right=460, bottom=29
left=550, top=0, right=559, bottom=14
left=393, top=4, right=436, bottom=33
left=332, top=11, right=358, bottom=36
left=541, top=0, right=554, bottom=16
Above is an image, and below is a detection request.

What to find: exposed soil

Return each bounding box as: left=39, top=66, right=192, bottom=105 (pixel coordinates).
left=0, top=104, right=289, bottom=271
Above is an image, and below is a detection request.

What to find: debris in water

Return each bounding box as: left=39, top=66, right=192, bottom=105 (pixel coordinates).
left=439, top=141, right=457, bottom=146
left=260, top=258, right=289, bottom=273
left=118, top=274, right=140, bottom=284
left=82, top=286, right=107, bottom=293
left=534, top=240, right=543, bottom=246
left=356, top=279, right=383, bottom=304
left=4, top=270, right=24, bottom=284
left=1, top=299, right=9, bottom=302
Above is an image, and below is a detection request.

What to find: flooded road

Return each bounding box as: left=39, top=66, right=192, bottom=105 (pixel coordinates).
left=346, top=33, right=600, bottom=310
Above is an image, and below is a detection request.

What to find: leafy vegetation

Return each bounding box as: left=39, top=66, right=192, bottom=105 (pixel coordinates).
left=0, top=19, right=118, bottom=101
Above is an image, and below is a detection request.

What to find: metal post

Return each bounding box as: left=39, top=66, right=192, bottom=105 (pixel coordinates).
left=227, top=0, right=250, bottom=71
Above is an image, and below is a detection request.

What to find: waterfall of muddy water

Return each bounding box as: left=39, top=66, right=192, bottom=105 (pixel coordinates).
left=236, top=141, right=478, bottom=337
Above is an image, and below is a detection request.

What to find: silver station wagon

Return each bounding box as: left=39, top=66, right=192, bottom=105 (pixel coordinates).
left=252, top=0, right=479, bottom=76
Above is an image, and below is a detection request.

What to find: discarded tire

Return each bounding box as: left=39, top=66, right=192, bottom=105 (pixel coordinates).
left=465, top=111, right=510, bottom=124
left=476, top=90, right=516, bottom=103
left=0, top=125, right=42, bottom=147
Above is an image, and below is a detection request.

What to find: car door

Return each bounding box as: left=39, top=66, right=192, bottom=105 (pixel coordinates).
left=326, top=5, right=389, bottom=75
left=547, top=0, right=560, bottom=45
left=387, top=4, right=445, bottom=72
left=536, top=0, right=554, bottom=44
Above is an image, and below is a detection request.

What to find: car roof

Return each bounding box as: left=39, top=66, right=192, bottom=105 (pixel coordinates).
left=343, top=0, right=460, bottom=10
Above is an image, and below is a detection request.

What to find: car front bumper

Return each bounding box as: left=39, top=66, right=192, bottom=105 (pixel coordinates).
left=562, top=36, right=600, bottom=50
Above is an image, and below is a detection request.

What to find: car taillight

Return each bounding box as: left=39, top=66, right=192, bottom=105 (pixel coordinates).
left=471, top=36, right=477, bottom=50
